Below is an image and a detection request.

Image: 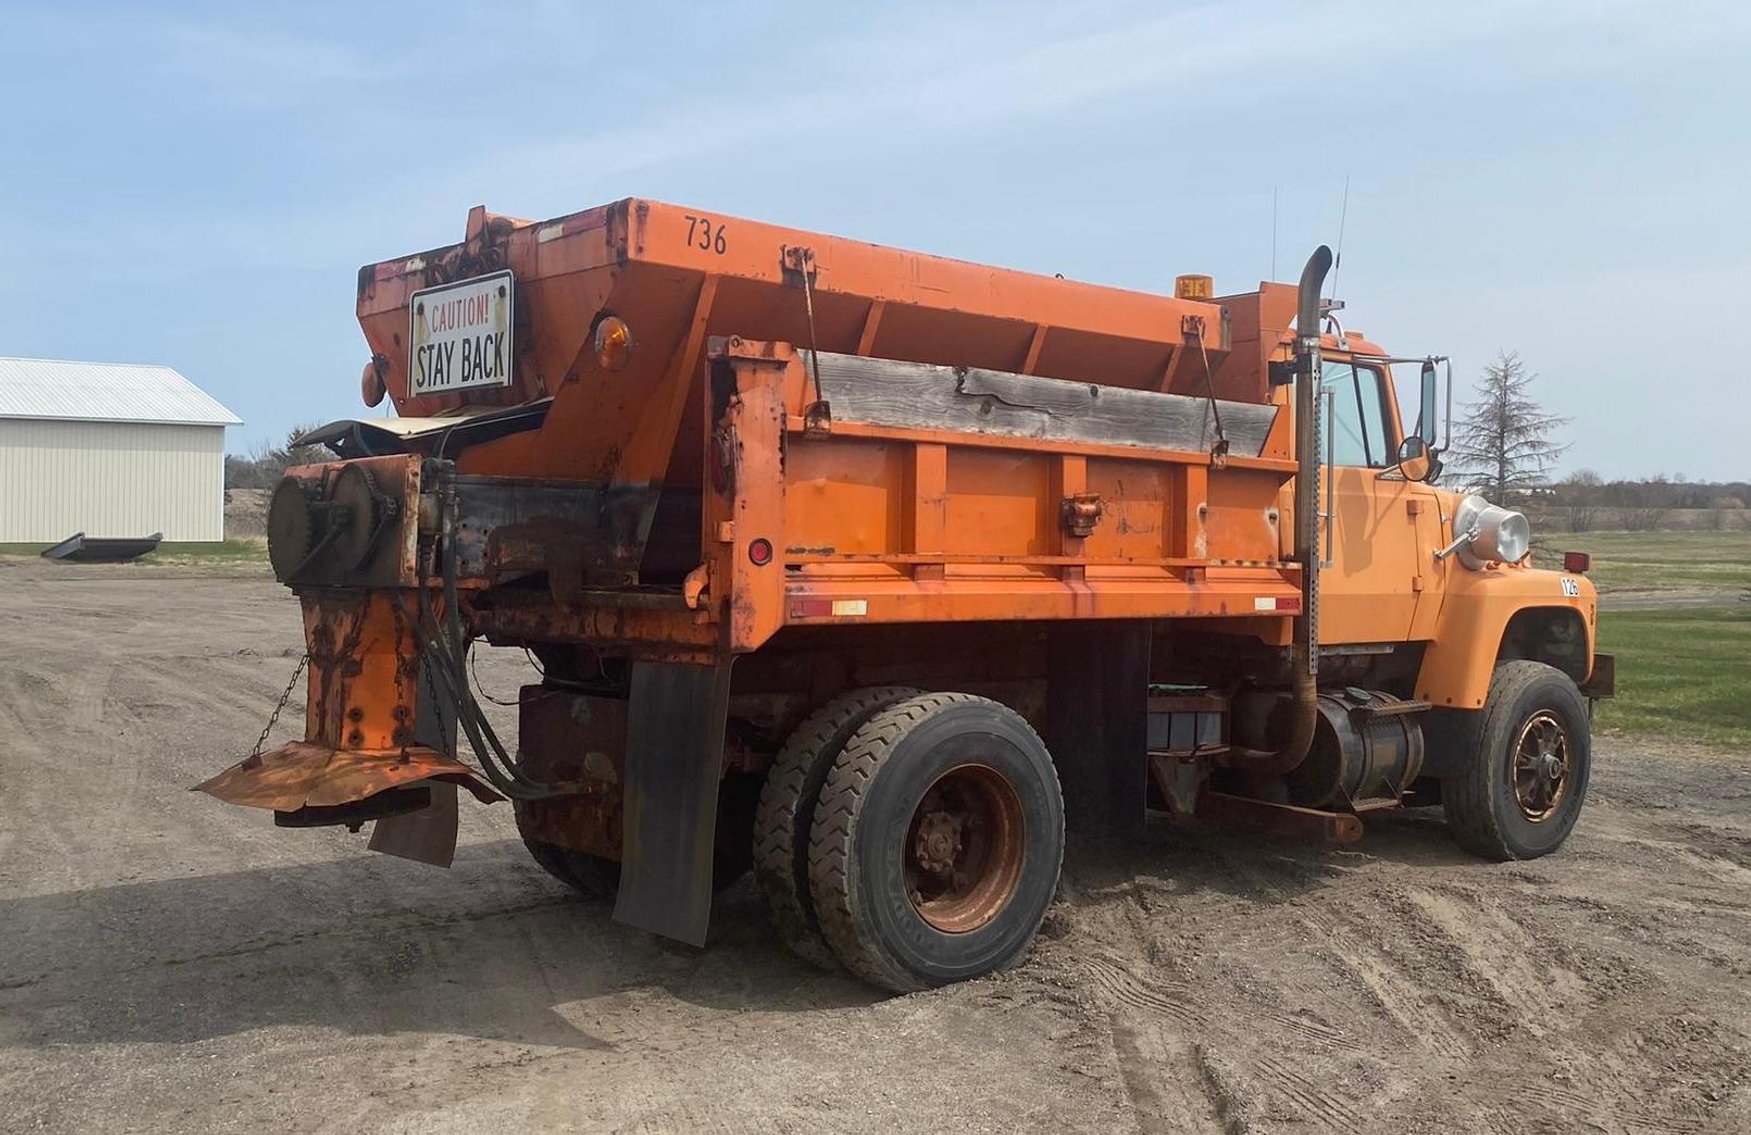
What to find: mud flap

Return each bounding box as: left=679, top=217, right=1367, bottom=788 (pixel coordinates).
left=612, top=660, right=732, bottom=946
left=1046, top=621, right=1150, bottom=838
left=368, top=780, right=460, bottom=865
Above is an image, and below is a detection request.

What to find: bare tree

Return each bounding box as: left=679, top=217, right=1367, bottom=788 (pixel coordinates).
left=225, top=423, right=335, bottom=490
left=1559, top=469, right=1603, bottom=533
left=1622, top=505, right=1669, bottom=532
left=1450, top=351, right=1570, bottom=504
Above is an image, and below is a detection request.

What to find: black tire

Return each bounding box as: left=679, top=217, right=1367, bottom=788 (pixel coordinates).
left=808, top=693, right=1064, bottom=993
left=753, top=686, right=922, bottom=968
left=1442, top=660, right=1591, bottom=861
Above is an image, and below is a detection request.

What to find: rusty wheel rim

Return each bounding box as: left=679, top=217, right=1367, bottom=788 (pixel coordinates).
left=903, top=763, right=1025, bottom=934
left=1511, top=710, right=1571, bottom=823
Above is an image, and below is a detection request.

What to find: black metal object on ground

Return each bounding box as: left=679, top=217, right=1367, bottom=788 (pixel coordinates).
left=40, top=532, right=164, bottom=563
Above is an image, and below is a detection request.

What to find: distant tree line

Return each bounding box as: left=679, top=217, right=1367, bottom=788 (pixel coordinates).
left=1541, top=471, right=1747, bottom=532
left=225, top=424, right=334, bottom=490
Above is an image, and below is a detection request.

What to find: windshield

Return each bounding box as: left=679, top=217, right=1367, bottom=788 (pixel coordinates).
left=1318, top=359, right=1395, bottom=468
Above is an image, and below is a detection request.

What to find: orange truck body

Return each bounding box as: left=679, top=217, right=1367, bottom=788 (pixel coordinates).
left=201, top=198, right=1605, bottom=962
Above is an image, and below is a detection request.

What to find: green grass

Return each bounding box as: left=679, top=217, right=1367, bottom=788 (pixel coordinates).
left=140, top=540, right=267, bottom=565
left=1536, top=530, right=1751, bottom=597
left=0, top=539, right=266, bottom=565
left=1596, top=603, right=1751, bottom=746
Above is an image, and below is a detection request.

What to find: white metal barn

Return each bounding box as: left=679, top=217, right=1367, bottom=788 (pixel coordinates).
left=0, top=358, right=242, bottom=543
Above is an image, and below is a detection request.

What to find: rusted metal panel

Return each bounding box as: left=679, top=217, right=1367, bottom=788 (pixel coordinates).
left=1191, top=790, right=1363, bottom=843
left=702, top=346, right=787, bottom=652
left=469, top=589, right=722, bottom=662
left=449, top=473, right=657, bottom=591
left=193, top=740, right=500, bottom=811
left=300, top=590, right=423, bottom=751
left=515, top=688, right=628, bottom=861
left=270, top=453, right=421, bottom=589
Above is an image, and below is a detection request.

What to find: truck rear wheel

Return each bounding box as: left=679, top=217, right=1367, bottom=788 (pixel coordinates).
left=1442, top=660, right=1591, bottom=861
left=808, top=693, right=1064, bottom=993
left=754, top=686, right=922, bottom=968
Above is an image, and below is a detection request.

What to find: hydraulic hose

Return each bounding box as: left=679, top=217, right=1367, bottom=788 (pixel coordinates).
left=409, top=497, right=564, bottom=801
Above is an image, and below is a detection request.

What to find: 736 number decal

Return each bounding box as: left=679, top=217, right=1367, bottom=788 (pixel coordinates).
left=683, top=214, right=727, bottom=255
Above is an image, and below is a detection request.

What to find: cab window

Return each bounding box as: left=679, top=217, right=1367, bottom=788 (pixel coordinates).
left=1319, top=359, right=1394, bottom=468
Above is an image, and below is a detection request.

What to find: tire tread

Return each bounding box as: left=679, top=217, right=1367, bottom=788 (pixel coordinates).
left=809, top=693, right=1063, bottom=992
left=753, top=686, right=920, bottom=968
left=1443, top=660, right=1587, bottom=861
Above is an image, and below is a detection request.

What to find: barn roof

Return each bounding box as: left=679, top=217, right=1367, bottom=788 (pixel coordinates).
left=0, top=357, right=242, bottom=427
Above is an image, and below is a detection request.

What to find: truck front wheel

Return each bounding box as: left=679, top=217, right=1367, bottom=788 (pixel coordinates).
left=808, top=693, right=1064, bottom=993
left=1442, top=660, right=1592, bottom=860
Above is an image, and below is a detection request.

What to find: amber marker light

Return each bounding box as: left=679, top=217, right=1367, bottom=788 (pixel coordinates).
left=594, top=316, right=634, bottom=370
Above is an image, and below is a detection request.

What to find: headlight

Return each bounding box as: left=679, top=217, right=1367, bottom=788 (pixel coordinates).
left=1452, top=494, right=1530, bottom=568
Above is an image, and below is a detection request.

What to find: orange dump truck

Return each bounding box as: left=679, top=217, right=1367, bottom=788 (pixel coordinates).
left=199, top=199, right=1612, bottom=991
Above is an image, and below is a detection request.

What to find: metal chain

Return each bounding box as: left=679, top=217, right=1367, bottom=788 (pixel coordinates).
left=251, top=653, right=308, bottom=759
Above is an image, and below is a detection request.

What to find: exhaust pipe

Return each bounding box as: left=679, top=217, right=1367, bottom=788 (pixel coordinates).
left=1231, top=245, right=1332, bottom=775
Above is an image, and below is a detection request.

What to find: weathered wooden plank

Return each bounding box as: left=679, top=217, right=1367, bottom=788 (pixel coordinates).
left=813, top=352, right=1278, bottom=457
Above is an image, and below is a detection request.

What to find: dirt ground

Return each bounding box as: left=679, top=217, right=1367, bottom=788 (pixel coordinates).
left=2, top=559, right=1747, bottom=1134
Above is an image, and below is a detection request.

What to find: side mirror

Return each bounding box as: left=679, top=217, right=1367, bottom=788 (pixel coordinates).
left=1396, top=434, right=1433, bottom=482
left=1418, top=359, right=1438, bottom=444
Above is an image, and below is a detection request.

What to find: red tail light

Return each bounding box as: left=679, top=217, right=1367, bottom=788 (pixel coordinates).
left=1562, top=551, right=1590, bottom=573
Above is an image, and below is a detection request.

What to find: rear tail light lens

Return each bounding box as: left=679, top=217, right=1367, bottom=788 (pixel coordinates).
left=1563, top=551, right=1590, bottom=573
left=748, top=538, right=773, bottom=566
left=360, top=355, right=387, bottom=407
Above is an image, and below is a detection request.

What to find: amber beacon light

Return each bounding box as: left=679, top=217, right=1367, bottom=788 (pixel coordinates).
left=1175, top=274, right=1214, bottom=301
left=594, top=316, right=634, bottom=370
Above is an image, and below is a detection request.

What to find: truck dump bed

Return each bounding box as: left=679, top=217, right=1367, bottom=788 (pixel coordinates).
left=349, top=198, right=1301, bottom=632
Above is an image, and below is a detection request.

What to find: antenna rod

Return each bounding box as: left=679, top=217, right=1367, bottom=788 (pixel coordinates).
left=1271, top=186, right=1279, bottom=281
left=1329, top=174, right=1350, bottom=301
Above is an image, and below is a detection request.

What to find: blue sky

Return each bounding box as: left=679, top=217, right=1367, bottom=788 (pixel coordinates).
left=2, top=0, right=1746, bottom=480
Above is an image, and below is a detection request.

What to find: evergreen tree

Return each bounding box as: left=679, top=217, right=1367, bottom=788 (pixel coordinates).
left=1450, top=351, right=1569, bottom=503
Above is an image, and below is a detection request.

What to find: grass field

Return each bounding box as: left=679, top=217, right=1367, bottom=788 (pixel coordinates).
left=1538, top=529, right=1751, bottom=596
left=1596, top=603, right=1751, bottom=746
left=1556, top=530, right=1751, bottom=747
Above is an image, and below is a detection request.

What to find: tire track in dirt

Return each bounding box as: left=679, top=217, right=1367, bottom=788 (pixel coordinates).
left=1075, top=906, right=1369, bottom=1134
left=1213, top=846, right=1479, bottom=1062
left=7, top=563, right=1751, bottom=1135
left=1108, top=1016, right=1233, bottom=1135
